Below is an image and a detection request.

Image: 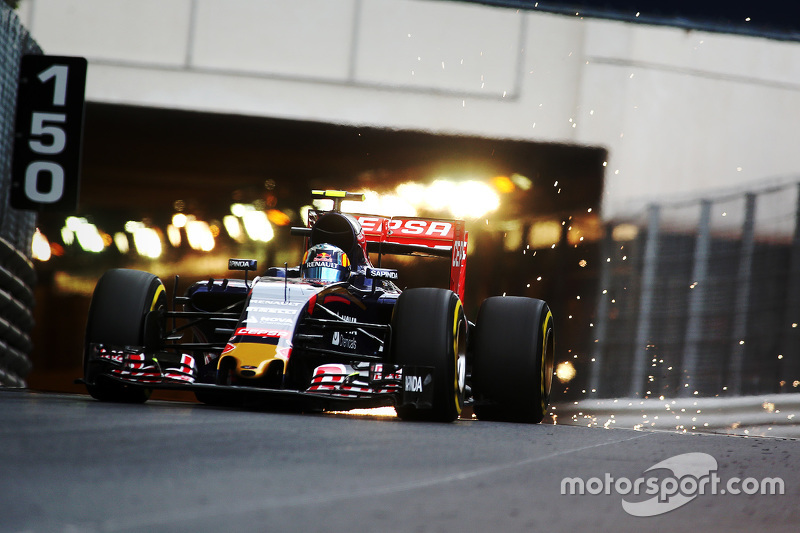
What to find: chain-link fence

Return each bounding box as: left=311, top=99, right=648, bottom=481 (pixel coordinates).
left=589, top=179, right=800, bottom=399
left=0, top=4, right=40, bottom=386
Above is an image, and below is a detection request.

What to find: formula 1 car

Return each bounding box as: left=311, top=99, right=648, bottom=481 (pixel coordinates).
left=82, top=190, right=555, bottom=423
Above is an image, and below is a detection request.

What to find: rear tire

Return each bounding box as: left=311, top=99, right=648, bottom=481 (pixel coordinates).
left=391, top=288, right=467, bottom=422
left=472, top=297, right=554, bottom=423
left=84, top=269, right=166, bottom=403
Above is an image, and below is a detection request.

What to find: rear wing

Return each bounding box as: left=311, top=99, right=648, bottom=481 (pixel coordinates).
left=294, top=191, right=468, bottom=300
left=354, top=215, right=468, bottom=302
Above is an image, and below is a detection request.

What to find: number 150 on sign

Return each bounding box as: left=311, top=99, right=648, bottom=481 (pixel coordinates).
left=11, top=55, right=87, bottom=211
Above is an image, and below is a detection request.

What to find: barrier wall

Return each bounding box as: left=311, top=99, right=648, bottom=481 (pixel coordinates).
left=588, top=179, right=800, bottom=399
left=0, top=4, right=40, bottom=386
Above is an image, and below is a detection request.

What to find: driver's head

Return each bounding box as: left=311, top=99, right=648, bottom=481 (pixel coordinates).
left=301, top=244, right=351, bottom=283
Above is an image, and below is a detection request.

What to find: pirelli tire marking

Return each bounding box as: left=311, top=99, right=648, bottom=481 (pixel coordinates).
left=151, top=284, right=165, bottom=313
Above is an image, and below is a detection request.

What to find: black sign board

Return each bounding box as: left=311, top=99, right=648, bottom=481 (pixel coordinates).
left=11, top=55, right=87, bottom=211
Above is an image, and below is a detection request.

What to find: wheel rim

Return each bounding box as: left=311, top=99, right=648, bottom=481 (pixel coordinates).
left=453, top=301, right=467, bottom=416
left=455, top=318, right=467, bottom=411
left=538, top=308, right=555, bottom=417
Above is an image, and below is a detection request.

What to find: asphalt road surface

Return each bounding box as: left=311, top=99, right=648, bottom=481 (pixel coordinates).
left=1, top=390, right=797, bottom=532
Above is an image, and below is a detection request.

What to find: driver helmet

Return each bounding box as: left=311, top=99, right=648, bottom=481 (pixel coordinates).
left=301, top=244, right=351, bottom=283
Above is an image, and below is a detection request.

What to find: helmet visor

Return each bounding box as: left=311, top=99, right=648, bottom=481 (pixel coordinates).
left=302, top=264, right=349, bottom=283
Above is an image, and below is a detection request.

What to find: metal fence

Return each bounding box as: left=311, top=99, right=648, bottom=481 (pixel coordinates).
left=0, top=4, right=39, bottom=386
left=589, top=180, right=800, bottom=399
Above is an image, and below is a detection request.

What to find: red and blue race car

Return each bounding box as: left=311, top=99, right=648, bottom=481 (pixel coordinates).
left=82, top=190, right=555, bottom=423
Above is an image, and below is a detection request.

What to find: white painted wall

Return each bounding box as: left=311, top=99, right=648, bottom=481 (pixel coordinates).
left=16, top=0, right=800, bottom=220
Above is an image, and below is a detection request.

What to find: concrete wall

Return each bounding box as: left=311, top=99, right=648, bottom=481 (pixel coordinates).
left=17, top=0, right=800, bottom=219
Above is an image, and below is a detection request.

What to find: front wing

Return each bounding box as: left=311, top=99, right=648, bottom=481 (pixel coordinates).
left=82, top=344, right=435, bottom=412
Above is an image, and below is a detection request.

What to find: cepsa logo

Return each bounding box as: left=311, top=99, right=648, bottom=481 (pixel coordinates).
left=357, top=217, right=453, bottom=239
left=235, top=327, right=286, bottom=337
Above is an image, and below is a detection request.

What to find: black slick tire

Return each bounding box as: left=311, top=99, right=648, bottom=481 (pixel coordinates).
left=472, top=296, right=554, bottom=423
left=84, top=269, right=166, bottom=403
left=391, top=288, right=467, bottom=422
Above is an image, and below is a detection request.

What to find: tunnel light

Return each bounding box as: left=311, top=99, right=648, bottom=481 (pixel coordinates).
left=230, top=203, right=251, bottom=217
left=172, top=213, right=188, bottom=228
left=491, top=175, right=516, bottom=194
left=511, top=173, right=532, bottom=191
left=61, top=226, right=74, bottom=246
left=65, top=216, right=86, bottom=231
left=60, top=219, right=105, bottom=253
left=114, top=232, right=130, bottom=254
left=449, top=180, right=499, bottom=219
left=242, top=210, right=274, bottom=242
left=125, top=220, right=145, bottom=233
left=32, top=229, right=51, bottom=261
left=529, top=220, right=562, bottom=249
left=185, top=220, right=215, bottom=252
left=305, top=178, right=503, bottom=223
left=426, top=180, right=457, bottom=211
left=167, top=224, right=182, bottom=248
left=266, top=209, right=291, bottom=226
left=77, top=226, right=104, bottom=253
left=395, top=179, right=500, bottom=219
left=379, top=194, right=417, bottom=217
left=132, top=227, right=162, bottom=259
left=223, top=215, right=244, bottom=242
left=395, top=182, right=427, bottom=207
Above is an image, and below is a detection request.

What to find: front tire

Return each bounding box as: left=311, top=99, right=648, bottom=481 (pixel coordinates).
left=391, top=288, right=467, bottom=422
left=472, top=297, right=554, bottom=423
left=84, top=269, right=166, bottom=403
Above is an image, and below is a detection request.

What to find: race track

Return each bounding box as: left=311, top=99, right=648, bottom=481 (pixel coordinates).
left=1, top=390, right=797, bottom=532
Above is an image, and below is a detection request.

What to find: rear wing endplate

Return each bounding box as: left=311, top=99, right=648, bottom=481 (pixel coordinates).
left=354, top=215, right=468, bottom=301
